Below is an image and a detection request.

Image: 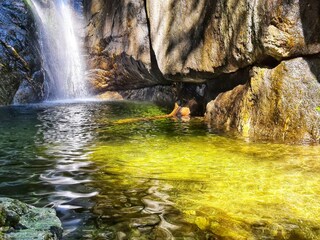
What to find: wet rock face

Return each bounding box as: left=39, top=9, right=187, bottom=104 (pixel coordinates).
left=205, top=57, right=320, bottom=143
left=0, top=198, right=62, bottom=240
left=85, top=0, right=150, bottom=65
left=0, top=0, right=43, bottom=105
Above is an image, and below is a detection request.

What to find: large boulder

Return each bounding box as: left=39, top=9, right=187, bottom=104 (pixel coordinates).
left=205, top=57, right=320, bottom=143
left=146, top=0, right=320, bottom=80
left=0, top=0, right=43, bottom=105
left=0, top=198, right=62, bottom=240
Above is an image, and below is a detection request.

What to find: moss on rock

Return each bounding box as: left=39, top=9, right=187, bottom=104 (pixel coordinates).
left=0, top=198, right=62, bottom=240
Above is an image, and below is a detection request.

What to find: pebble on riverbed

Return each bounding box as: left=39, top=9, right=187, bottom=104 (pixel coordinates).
left=0, top=198, right=62, bottom=240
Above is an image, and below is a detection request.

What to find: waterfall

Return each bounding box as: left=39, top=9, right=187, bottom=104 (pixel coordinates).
left=27, top=0, right=88, bottom=100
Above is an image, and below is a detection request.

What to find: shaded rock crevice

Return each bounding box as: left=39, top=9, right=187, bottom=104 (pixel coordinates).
left=143, top=0, right=166, bottom=83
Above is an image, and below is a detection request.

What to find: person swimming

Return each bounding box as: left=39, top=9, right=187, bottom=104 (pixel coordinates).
left=115, top=103, right=191, bottom=124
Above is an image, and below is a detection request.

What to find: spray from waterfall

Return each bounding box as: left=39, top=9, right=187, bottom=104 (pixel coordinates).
left=27, top=0, right=88, bottom=100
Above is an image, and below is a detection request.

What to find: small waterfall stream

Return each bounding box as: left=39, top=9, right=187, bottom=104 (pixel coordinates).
left=27, top=0, right=87, bottom=99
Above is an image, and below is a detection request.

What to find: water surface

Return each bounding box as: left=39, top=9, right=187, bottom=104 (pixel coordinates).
left=0, top=101, right=319, bottom=239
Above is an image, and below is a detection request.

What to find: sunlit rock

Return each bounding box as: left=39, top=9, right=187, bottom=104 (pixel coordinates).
left=262, top=1, right=320, bottom=60
left=146, top=0, right=320, bottom=80
left=1, top=0, right=320, bottom=107
left=84, top=0, right=320, bottom=111
left=205, top=57, right=320, bottom=143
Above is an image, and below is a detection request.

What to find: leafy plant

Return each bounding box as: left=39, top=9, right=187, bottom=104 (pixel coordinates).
left=316, top=106, right=320, bottom=112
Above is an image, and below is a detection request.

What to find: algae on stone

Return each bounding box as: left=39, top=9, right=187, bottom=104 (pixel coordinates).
left=0, top=198, right=62, bottom=240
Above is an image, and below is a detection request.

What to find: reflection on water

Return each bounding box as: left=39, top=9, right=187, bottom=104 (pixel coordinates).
left=35, top=103, right=99, bottom=235
left=0, top=101, right=319, bottom=239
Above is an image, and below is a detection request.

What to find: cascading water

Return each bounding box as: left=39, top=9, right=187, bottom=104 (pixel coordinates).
left=27, top=0, right=88, bottom=99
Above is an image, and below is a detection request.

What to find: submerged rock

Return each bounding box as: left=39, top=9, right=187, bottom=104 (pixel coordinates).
left=205, top=57, right=320, bottom=143
left=0, top=198, right=62, bottom=240
left=185, top=208, right=320, bottom=239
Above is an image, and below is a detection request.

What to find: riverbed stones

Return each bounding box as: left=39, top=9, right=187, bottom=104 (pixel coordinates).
left=205, top=57, right=320, bottom=143
left=0, top=198, right=62, bottom=240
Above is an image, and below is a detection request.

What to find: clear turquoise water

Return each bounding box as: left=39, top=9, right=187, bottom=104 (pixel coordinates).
left=0, top=101, right=319, bottom=239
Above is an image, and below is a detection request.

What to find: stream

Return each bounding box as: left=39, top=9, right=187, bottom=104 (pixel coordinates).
left=0, top=100, right=319, bottom=239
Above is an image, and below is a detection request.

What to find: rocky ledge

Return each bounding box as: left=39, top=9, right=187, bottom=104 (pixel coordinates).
left=0, top=198, right=62, bottom=240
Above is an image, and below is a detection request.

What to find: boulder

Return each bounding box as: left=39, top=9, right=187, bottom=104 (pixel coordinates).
left=146, top=0, right=320, bottom=80
left=205, top=57, right=320, bottom=143
left=0, top=198, right=62, bottom=240
left=12, top=70, right=44, bottom=104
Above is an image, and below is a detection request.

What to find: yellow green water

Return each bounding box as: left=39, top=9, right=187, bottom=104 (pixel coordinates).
left=91, top=118, right=320, bottom=239
left=0, top=101, right=319, bottom=239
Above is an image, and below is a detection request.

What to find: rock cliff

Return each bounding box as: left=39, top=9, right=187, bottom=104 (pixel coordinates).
left=0, top=0, right=43, bottom=105
left=84, top=0, right=320, bottom=143
left=85, top=0, right=167, bottom=92
left=147, top=0, right=320, bottom=78
left=85, top=0, right=320, bottom=80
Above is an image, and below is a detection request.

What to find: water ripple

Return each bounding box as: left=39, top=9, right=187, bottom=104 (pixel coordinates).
left=54, top=191, right=99, bottom=199
left=40, top=174, right=91, bottom=185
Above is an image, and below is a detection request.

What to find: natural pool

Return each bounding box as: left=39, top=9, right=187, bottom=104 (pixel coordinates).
left=0, top=101, right=319, bottom=239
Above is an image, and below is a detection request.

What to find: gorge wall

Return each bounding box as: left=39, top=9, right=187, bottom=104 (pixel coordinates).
left=0, top=0, right=43, bottom=105
left=84, top=0, right=320, bottom=85
left=0, top=0, right=319, bottom=143
left=84, top=0, right=320, bottom=143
